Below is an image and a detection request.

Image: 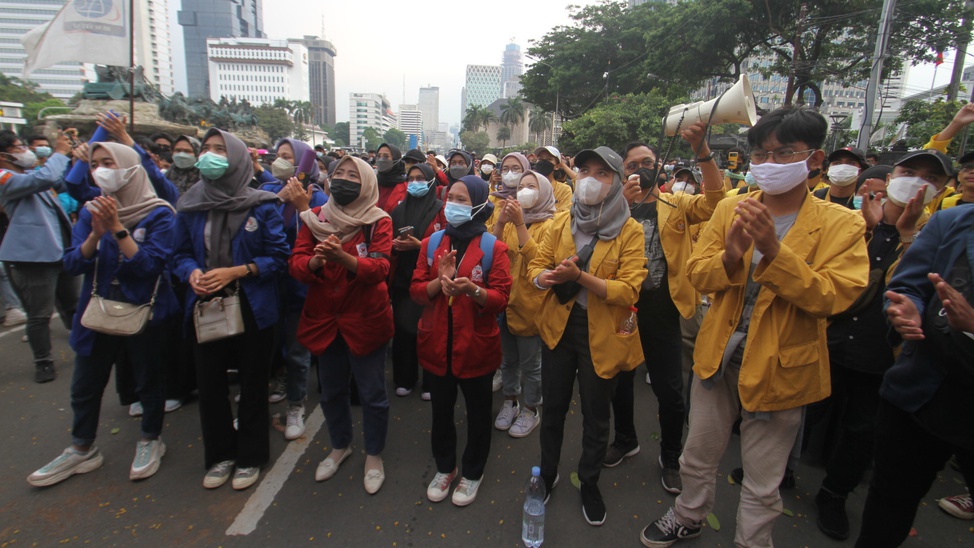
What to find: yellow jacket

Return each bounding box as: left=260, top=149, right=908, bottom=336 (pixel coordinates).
left=502, top=218, right=555, bottom=336
left=552, top=181, right=573, bottom=213
left=923, top=132, right=950, bottom=153
left=654, top=189, right=724, bottom=318
left=926, top=186, right=955, bottom=215
left=527, top=212, right=648, bottom=378
left=723, top=172, right=747, bottom=193
left=686, top=191, right=868, bottom=412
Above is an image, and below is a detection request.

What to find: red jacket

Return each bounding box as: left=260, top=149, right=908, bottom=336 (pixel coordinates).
left=410, top=233, right=512, bottom=378
left=290, top=211, right=394, bottom=356
left=377, top=182, right=408, bottom=215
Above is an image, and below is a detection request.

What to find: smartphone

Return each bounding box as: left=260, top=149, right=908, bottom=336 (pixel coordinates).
left=728, top=152, right=739, bottom=170
left=398, top=226, right=414, bottom=239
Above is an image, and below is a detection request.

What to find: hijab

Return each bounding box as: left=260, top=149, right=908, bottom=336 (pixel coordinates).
left=446, top=150, right=475, bottom=184
left=276, top=138, right=320, bottom=183
left=490, top=152, right=530, bottom=201
left=90, top=142, right=175, bottom=229
left=176, top=128, right=280, bottom=268
left=168, top=135, right=200, bottom=194
left=519, top=170, right=556, bottom=226
left=391, top=163, right=442, bottom=239
left=446, top=175, right=493, bottom=241
left=300, top=155, right=389, bottom=243
left=571, top=171, right=631, bottom=240
left=376, top=143, right=406, bottom=187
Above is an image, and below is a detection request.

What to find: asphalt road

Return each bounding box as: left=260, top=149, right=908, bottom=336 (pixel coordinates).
left=0, top=319, right=970, bottom=547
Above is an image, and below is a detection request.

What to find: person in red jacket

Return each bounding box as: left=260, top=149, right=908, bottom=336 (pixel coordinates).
left=375, top=143, right=408, bottom=214
left=289, top=155, right=394, bottom=495
left=411, top=175, right=512, bottom=508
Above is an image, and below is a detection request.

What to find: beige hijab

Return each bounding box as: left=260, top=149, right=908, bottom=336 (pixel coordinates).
left=300, top=155, right=389, bottom=243
left=89, top=142, right=175, bottom=229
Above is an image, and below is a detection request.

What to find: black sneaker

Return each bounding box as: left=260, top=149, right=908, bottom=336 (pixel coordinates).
left=815, top=488, right=850, bottom=540
left=603, top=440, right=640, bottom=468
left=35, top=362, right=56, bottom=383
left=580, top=482, right=606, bottom=526
left=542, top=472, right=560, bottom=504
left=640, top=507, right=702, bottom=547
left=659, top=454, right=682, bottom=494
left=730, top=467, right=795, bottom=489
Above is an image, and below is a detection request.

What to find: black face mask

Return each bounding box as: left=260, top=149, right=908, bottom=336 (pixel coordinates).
left=535, top=159, right=555, bottom=177
left=329, top=178, right=361, bottom=206
left=553, top=168, right=567, bottom=182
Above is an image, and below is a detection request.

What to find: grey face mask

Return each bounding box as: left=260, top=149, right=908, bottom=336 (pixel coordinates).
left=376, top=158, right=394, bottom=173
left=172, top=152, right=197, bottom=170
left=449, top=165, right=468, bottom=180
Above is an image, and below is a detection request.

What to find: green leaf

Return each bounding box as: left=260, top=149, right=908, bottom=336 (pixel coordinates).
left=706, top=513, right=720, bottom=531
left=781, top=508, right=794, bottom=517
left=110, top=427, right=120, bottom=435
left=570, top=472, right=581, bottom=490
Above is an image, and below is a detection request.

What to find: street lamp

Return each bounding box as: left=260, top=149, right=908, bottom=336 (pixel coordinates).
left=828, top=112, right=849, bottom=151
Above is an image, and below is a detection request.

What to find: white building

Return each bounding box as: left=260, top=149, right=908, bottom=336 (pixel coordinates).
left=501, top=43, right=523, bottom=99
left=0, top=102, right=27, bottom=132
left=397, top=103, right=423, bottom=144
left=418, top=86, right=439, bottom=134
left=464, top=64, right=502, bottom=110
left=136, top=0, right=175, bottom=96
left=207, top=37, right=309, bottom=106
left=349, top=92, right=394, bottom=148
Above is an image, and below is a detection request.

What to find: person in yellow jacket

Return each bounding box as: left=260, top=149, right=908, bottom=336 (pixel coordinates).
left=939, top=151, right=974, bottom=210
left=527, top=146, right=647, bottom=527
left=640, top=107, right=868, bottom=548
left=534, top=146, right=574, bottom=213
left=490, top=169, right=557, bottom=439
left=919, top=103, right=974, bottom=212
left=603, top=123, right=724, bottom=499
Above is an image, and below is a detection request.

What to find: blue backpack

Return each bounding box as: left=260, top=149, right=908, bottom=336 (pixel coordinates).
left=426, top=230, right=496, bottom=280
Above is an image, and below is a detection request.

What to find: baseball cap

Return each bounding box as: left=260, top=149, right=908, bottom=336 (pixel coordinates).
left=533, top=146, right=561, bottom=160
left=481, top=153, right=498, bottom=165
left=828, top=146, right=867, bottom=166
left=958, top=151, right=974, bottom=164
left=573, top=146, right=625, bottom=180
left=403, top=148, right=426, bottom=164
left=894, top=149, right=953, bottom=176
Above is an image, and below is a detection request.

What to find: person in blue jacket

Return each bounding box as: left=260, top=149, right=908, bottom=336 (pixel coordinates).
left=258, top=138, right=327, bottom=440
left=172, top=128, right=288, bottom=492
left=27, top=142, right=178, bottom=487
left=0, top=129, right=78, bottom=383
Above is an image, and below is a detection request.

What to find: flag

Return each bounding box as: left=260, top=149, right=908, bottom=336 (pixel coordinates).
left=935, top=51, right=945, bottom=66
left=21, top=0, right=132, bottom=77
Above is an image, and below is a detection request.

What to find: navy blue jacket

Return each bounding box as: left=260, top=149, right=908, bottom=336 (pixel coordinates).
left=171, top=202, right=289, bottom=331
left=64, top=206, right=179, bottom=356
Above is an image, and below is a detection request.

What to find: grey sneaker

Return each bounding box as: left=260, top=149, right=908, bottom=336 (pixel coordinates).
left=130, top=439, right=166, bottom=480
left=3, top=307, right=26, bottom=327
left=491, top=370, right=502, bottom=392
left=509, top=407, right=540, bottom=438
left=203, top=460, right=235, bottom=489
left=28, top=446, right=104, bottom=487
left=603, top=440, right=640, bottom=467
left=284, top=404, right=305, bottom=440
left=640, top=507, right=702, bottom=547
left=494, top=399, right=519, bottom=431
left=659, top=454, right=682, bottom=494
left=232, top=466, right=260, bottom=490
left=268, top=376, right=287, bottom=403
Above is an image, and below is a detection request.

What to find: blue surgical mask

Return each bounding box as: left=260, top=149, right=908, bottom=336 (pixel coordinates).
left=407, top=180, right=433, bottom=197
left=33, top=146, right=52, bottom=159
left=195, top=152, right=230, bottom=180
left=444, top=201, right=486, bottom=227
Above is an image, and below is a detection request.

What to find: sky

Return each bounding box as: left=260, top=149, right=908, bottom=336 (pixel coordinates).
left=167, top=0, right=968, bottom=128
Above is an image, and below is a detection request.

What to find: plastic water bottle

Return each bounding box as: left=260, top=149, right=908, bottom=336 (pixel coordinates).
left=617, top=306, right=638, bottom=335
left=522, top=466, right=546, bottom=547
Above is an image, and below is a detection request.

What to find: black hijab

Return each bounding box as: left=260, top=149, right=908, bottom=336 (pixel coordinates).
left=445, top=175, right=493, bottom=242
left=376, top=143, right=406, bottom=187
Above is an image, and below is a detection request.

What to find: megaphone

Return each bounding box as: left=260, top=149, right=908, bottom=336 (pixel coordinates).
left=662, top=75, right=757, bottom=136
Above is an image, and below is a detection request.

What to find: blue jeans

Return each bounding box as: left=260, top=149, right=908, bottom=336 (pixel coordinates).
left=283, top=309, right=311, bottom=404
left=317, top=335, right=389, bottom=456
left=71, top=325, right=166, bottom=446
left=5, top=262, right=78, bottom=364
left=499, top=315, right=543, bottom=407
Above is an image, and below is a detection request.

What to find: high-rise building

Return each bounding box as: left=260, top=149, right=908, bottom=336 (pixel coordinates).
left=397, top=103, right=423, bottom=144
left=0, top=0, right=96, bottom=100
left=418, top=86, right=439, bottom=134
left=207, top=38, right=309, bottom=106
left=295, top=35, right=337, bottom=128
left=464, top=64, right=502, bottom=110
left=501, top=43, right=523, bottom=98
left=179, top=0, right=264, bottom=98
left=137, top=0, right=175, bottom=96
left=349, top=93, right=394, bottom=148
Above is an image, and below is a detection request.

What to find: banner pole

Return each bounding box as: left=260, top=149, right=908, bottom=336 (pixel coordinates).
left=129, top=0, right=135, bottom=132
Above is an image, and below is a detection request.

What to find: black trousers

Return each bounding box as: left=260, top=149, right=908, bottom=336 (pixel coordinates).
left=540, top=305, right=618, bottom=487
left=817, top=364, right=883, bottom=496
left=429, top=368, right=493, bottom=480
left=391, top=285, right=428, bottom=391
left=855, top=399, right=974, bottom=547
left=611, top=287, right=685, bottom=456
left=193, top=299, right=275, bottom=469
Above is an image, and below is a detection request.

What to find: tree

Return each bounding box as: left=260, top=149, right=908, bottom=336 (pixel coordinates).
left=459, top=131, right=490, bottom=154
left=529, top=109, right=553, bottom=144
left=254, top=105, right=295, bottom=142
left=291, top=101, right=313, bottom=126
left=24, top=99, right=69, bottom=131
left=500, top=97, right=526, bottom=129
left=463, top=105, right=496, bottom=132
left=362, top=127, right=382, bottom=151
left=333, top=122, right=350, bottom=145
left=382, top=128, right=408, bottom=149
left=496, top=126, right=512, bottom=147
left=894, top=98, right=967, bottom=155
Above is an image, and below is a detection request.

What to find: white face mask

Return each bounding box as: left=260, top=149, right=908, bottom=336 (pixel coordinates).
left=575, top=176, right=610, bottom=206
left=886, top=176, right=936, bottom=207
left=501, top=170, right=521, bottom=188
left=92, top=166, right=132, bottom=194
left=517, top=188, right=539, bottom=209
left=481, top=163, right=494, bottom=175
left=827, top=163, right=859, bottom=187
left=749, top=160, right=810, bottom=195
left=6, top=150, right=37, bottom=169
left=671, top=181, right=696, bottom=195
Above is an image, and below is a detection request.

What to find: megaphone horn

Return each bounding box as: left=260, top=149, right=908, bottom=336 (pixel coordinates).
left=662, top=74, right=757, bottom=137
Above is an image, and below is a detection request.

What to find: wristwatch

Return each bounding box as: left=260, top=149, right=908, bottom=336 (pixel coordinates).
left=114, top=229, right=129, bottom=240
left=469, top=287, right=482, bottom=298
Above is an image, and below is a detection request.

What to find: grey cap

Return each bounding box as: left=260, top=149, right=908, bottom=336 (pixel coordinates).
left=894, top=149, right=953, bottom=176
left=573, top=146, right=625, bottom=180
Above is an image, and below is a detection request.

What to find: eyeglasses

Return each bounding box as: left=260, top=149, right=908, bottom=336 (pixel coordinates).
left=749, top=148, right=816, bottom=164
left=500, top=166, right=523, bottom=174
left=625, top=159, right=656, bottom=172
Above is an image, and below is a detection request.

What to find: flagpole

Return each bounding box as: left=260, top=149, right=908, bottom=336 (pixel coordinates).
left=129, top=0, right=135, bottom=133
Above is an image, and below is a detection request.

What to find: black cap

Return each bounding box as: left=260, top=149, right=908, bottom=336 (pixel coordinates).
left=856, top=165, right=893, bottom=188
left=573, top=146, right=625, bottom=180
left=959, top=151, right=974, bottom=164
left=403, top=148, right=426, bottom=163
left=828, top=146, right=867, bottom=166
left=894, top=149, right=953, bottom=176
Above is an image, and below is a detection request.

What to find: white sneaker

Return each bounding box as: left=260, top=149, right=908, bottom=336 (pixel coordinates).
left=452, top=476, right=482, bottom=506
left=232, top=466, right=260, bottom=490
left=421, top=391, right=431, bottom=401
left=645, top=371, right=652, bottom=385
left=27, top=446, right=104, bottom=487
left=492, top=370, right=503, bottom=392
left=130, top=439, right=165, bottom=480
left=395, top=387, right=412, bottom=397
left=128, top=402, right=144, bottom=417
left=203, top=460, right=235, bottom=489
left=509, top=407, right=541, bottom=438
left=164, top=399, right=182, bottom=413
left=284, top=404, right=305, bottom=440
left=494, top=400, right=519, bottom=431
left=3, top=307, right=26, bottom=327
left=427, top=468, right=457, bottom=502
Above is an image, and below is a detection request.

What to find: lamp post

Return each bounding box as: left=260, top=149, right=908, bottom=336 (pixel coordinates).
left=829, top=112, right=849, bottom=152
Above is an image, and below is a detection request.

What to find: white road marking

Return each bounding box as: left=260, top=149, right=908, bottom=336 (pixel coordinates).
left=225, top=406, right=325, bottom=536
left=0, top=325, right=26, bottom=340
